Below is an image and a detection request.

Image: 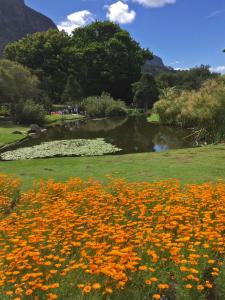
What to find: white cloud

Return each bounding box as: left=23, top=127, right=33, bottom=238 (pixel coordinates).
left=206, top=10, right=222, bottom=19
left=58, top=10, right=95, bottom=34
left=132, top=0, right=176, bottom=8
left=174, top=67, right=189, bottom=71
left=210, top=66, right=225, bottom=74
left=106, top=1, right=136, bottom=24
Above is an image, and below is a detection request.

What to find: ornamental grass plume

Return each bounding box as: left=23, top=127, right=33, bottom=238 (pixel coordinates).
left=1, top=176, right=225, bottom=299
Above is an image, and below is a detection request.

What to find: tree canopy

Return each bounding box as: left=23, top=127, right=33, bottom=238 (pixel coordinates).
left=4, top=22, right=152, bottom=104
left=0, top=59, right=40, bottom=105
left=156, top=65, right=219, bottom=91
left=132, top=73, right=159, bottom=110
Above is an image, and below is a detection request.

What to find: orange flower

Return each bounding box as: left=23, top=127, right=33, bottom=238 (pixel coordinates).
left=25, top=289, right=33, bottom=295
left=47, top=293, right=58, bottom=300
left=153, top=294, right=161, bottom=299
left=139, top=265, right=147, bottom=271
left=105, top=287, right=113, bottom=294
left=158, top=284, right=169, bottom=289
left=92, top=283, right=101, bottom=289
left=83, top=285, right=91, bottom=293
left=185, top=284, right=192, bottom=289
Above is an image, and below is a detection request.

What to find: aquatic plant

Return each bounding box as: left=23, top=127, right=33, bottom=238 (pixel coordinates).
left=0, top=138, right=122, bottom=160
left=153, top=77, right=225, bottom=143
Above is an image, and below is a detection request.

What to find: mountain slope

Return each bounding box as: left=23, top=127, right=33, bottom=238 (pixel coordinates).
left=143, top=55, right=172, bottom=75
left=0, top=0, right=56, bottom=54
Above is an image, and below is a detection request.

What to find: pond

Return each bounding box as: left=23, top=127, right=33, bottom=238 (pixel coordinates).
left=1, top=116, right=195, bottom=159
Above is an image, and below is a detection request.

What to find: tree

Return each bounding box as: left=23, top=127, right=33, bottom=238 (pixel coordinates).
left=71, top=22, right=152, bottom=102
left=4, top=22, right=152, bottom=104
left=0, top=59, right=41, bottom=108
left=61, top=75, right=83, bottom=104
left=132, top=74, right=159, bottom=111
left=156, top=65, right=219, bottom=91
left=4, top=29, right=72, bottom=102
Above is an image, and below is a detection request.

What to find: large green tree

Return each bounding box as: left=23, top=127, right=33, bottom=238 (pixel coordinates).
left=132, top=73, right=159, bottom=110
left=4, top=29, right=72, bottom=102
left=61, top=75, right=83, bottom=104
left=4, top=22, right=152, bottom=104
left=0, top=59, right=40, bottom=106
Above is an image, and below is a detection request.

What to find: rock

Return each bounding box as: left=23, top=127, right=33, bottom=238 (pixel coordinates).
left=29, top=124, right=41, bottom=133
left=0, top=0, right=57, bottom=55
left=28, top=132, right=39, bottom=138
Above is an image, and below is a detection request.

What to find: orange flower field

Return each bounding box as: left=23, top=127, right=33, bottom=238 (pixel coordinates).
left=1, top=174, right=225, bottom=299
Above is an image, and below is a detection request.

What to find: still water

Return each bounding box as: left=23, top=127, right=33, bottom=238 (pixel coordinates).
left=7, top=116, right=194, bottom=155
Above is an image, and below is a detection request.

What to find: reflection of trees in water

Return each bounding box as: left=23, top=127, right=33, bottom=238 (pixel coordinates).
left=106, top=116, right=157, bottom=153
left=72, top=117, right=128, bottom=133
left=14, top=116, right=193, bottom=153
left=153, top=126, right=193, bottom=151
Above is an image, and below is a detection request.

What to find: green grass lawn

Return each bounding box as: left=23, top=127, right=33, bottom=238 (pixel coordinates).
left=0, top=115, right=84, bottom=147
left=0, top=123, right=28, bottom=147
left=45, top=114, right=84, bottom=124
left=1, top=143, right=225, bottom=190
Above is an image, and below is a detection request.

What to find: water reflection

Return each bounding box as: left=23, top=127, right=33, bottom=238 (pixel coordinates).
left=4, top=116, right=194, bottom=155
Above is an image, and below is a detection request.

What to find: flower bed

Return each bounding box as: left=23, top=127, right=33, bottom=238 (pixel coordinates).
left=1, top=178, right=225, bottom=299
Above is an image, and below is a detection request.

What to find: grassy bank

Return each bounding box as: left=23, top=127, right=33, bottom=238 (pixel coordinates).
left=0, top=143, right=225, bottom=190
left=45, top=114, right=84, bottom=125
left=0, top=122, right=28, bottom=147
left=0, top=115, right=84, bottom=147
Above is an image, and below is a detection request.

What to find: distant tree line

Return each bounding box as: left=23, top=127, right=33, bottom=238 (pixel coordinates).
left=156, top=65, right=219, bottom=91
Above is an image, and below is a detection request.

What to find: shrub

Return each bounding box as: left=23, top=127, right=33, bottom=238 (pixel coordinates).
left=153, top=78, right=225, bottom=142
left=14, top=100, right=46, bottom=125
left=80, top=93, right=127, bottom=118
left=132, top=73, right=159, bottom=110
left=0, top=105, right=10, bottom=116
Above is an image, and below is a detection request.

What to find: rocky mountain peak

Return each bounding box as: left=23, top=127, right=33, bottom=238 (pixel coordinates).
left=142, top=55, right=171, bottom=76
left=0, top=0, right=57, bottom=55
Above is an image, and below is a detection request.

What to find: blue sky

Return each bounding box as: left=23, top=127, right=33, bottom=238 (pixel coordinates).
left=25, top=0, right=225, bottom=72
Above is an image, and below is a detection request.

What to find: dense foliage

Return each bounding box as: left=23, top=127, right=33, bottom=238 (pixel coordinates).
left=4, top=22, right=151, bottom=103
left=0, top=59, right=41, bottom=106
left=1, top=176, right=225, bottom=299
left=80, top=93, right=127, bottom=118
left=156, top=65, right=219, bottom=91
left=14, top=100, right=46, bottom=125
left=132, top=73, right=159, bottom=110
left=153, top=77, right=225, bottom=142
left=61, top=75, right=83, bottom=104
